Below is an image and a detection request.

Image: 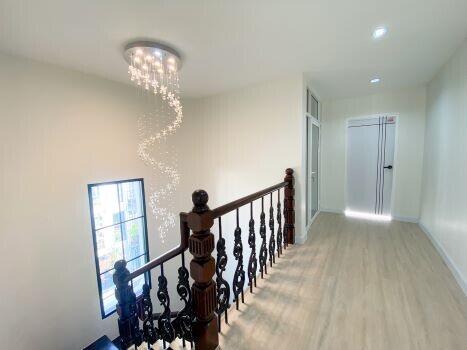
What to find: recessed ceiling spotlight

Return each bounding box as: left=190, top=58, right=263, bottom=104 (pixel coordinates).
left=370, top=77, right=381, bottom=84
left=372, top=26, right=387, bottom=39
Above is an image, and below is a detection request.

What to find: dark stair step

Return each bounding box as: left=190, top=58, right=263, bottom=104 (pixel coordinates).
left=83, top=335, right=118, bottom=350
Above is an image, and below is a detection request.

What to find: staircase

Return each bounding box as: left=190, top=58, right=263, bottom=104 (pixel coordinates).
left=86, top=168, right=296, bottom=350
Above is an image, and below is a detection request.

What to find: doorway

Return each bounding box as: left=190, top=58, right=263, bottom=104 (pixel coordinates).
left=346, top=116, right=396, bottom=217
left=305, top=89, right=320, bottom=227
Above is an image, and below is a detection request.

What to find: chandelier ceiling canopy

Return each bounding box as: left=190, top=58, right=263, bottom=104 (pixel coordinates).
left=124, top=41, right=182, bottom=72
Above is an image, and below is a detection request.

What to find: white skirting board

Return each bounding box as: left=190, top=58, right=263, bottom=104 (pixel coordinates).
left=320, top=208, right=419, bottom=223
left=419, top=222, right=467, bottom=297
left=392, top=215, right=419, bottom=223
left=319, top=208, right=344, bottom=215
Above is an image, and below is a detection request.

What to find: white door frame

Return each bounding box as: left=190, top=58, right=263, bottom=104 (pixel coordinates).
left=344, top=113, right=399, bottom=218
left=305, top=113, right=320, bottom=232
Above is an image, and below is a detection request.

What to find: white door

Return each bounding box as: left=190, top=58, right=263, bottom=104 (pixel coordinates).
left=306, top=118, right=320, bottom=226
left=346, top=116, right=395, bottom=216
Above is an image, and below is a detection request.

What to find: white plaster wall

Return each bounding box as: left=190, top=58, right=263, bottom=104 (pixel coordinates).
left=0, top=53, right=305, bottom=349
left=320, top=87, right=426, bottom=221
left=419, top=40, right=467, bottom=294
left=183, top=75, right=305, bottom=294
left=0, top=53, right=198, bottom=349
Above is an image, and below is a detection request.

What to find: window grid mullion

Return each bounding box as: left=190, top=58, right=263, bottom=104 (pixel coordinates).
left=116, top=183, right=126, bottom=262
left=94, top=215, right=145, bottom=232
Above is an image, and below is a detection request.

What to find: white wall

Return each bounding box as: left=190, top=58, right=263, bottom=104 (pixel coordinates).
left=320, top=87, right=426, bottom=221
left=183, top=75, right=306, bottom=290
left=0, top=52, right=306, bottom=349
left=419, top=40, right=467, bottom=294
left=0, top=53, right=198, bottom=349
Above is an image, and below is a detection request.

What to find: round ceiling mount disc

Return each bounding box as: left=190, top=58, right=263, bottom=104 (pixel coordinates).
left=123, top=41, right=182, bottom=70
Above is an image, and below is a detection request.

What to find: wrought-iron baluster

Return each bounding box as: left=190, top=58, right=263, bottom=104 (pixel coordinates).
left=283, top=189, right=288, bottom=249
left=259, top=197, right=268, bottom=277
left=277, top=190, right=283, bottom=257
left=173, top=253, right=193, bottom=347
left=269, top=193, right=276, bottom=266
left=232, top=208, right=245, bottom=310
left=216, top=217, right=230, bottom=332
left=141, top=284, right=158, bottom=348
left=247, top=202, right=257, bottom=293
left=157, top=264, right=175, bottom=348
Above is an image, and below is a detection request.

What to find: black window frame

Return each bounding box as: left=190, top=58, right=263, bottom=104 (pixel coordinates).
left=88, top=178, right=151, bottom=319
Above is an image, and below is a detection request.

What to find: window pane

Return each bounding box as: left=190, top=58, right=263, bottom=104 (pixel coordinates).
left=101, top=270, right=117, bottom=315
left=91, top=183, right=121, bottom=229
left=122, top=218, right=146, bottom=261
left=119, top=181, right=143, bottom=221
left=127, top=256, right=147, bottom=295
left=132, top=274, right=146, bottom=296
left=127, top=255, right=147, bottom=274
left=89, top=179, right=149, bottom=318
left=96, top=224, right=124, bottom=273
left=311, top=95, right=319, bottom=119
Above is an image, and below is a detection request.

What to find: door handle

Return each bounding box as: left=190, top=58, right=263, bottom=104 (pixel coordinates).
left=384, top=165, right=393, bottom=170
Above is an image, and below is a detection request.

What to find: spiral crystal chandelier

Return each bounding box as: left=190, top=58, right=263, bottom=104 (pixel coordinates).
left=124, top=41, right=183, bottom=242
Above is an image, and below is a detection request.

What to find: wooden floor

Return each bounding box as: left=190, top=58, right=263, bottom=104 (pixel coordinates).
left=219, top=212, right=467, bottom=350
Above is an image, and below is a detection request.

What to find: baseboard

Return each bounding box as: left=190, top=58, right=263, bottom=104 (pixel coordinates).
left=419, top=222, right=467, bottom=297
left=320, top=209, right=418, bottom=224
left=295, top=234, right=307, bottom=244
left=392, top=215, right=419, bottom=223
left=319, top=208, right=344, bottom=215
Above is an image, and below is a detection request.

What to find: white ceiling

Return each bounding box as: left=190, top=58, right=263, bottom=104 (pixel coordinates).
left=1, top=0, right=466, bottom=99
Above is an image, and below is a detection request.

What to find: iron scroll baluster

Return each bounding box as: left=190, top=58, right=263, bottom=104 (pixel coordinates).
left=157, top=264, right=175, bottom=348
left=173, top=253, right=194, bottom=347
left=277, top=190, right=283, bottom=257
left=216, top=217, right=231, bottom=332
left=141, top=284, right=158, bottom=348
left=247, top=202, right=258, bottom=293
left=269, top=192, right=276, bottom=266
left=232, top=208, right=245, bottom=310
left=259, top=197, right=268, bottom=278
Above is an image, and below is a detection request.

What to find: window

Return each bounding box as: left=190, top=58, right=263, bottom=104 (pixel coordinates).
left=88, top=179, right=150, bottom=318
left=306, top=88, right=319, bottom=120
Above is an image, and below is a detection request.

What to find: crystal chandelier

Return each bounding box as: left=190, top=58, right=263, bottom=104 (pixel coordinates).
left=124, top=41, right=183, bottom=242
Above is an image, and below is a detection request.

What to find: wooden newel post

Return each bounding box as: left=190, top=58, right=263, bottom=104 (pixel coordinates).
left=187, top=190, right=219, bottom=350
left=284, top=168, right=295, bottom=244
left=113, top=260, right=142, bottom=349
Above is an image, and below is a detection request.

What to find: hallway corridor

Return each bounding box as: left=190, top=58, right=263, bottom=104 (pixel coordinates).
left=219, top=213, right=467, bottom=350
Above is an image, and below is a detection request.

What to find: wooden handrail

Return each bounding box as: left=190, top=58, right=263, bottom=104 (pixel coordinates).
left=126, top=212, right=190, bottom=281
left=211, top=181, right=288, bottom=218
left=126, top=179, right=289, bottom=280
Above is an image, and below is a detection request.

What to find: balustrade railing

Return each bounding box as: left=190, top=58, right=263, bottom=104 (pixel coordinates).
left=113, top=168, right=295, bottom=350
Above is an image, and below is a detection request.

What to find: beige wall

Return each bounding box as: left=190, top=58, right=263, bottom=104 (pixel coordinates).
left=420, top=40, right=467, bottom=294
left=183, top=75, right=306, bottom=286
left=320, top=87, right=426, bottom=221
left=0, top=52, right=199, bottom=349
left=0, top=52, right=306, bottom=349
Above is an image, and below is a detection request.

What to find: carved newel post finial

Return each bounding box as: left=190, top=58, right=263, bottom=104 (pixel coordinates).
left=187, top=190, right=219, bottom=349
left=192, top=189, right=209, bottom=213
left=284, top=168, right=295, bottom=244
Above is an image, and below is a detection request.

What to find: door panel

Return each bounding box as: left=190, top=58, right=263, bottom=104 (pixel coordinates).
left=381, top=123, right=395, bottom=215
left=346, top=117, right=395, bottom=216
left=311, top=124, right=319, bottom=218
left=306, top=118, right=320, bottom=226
